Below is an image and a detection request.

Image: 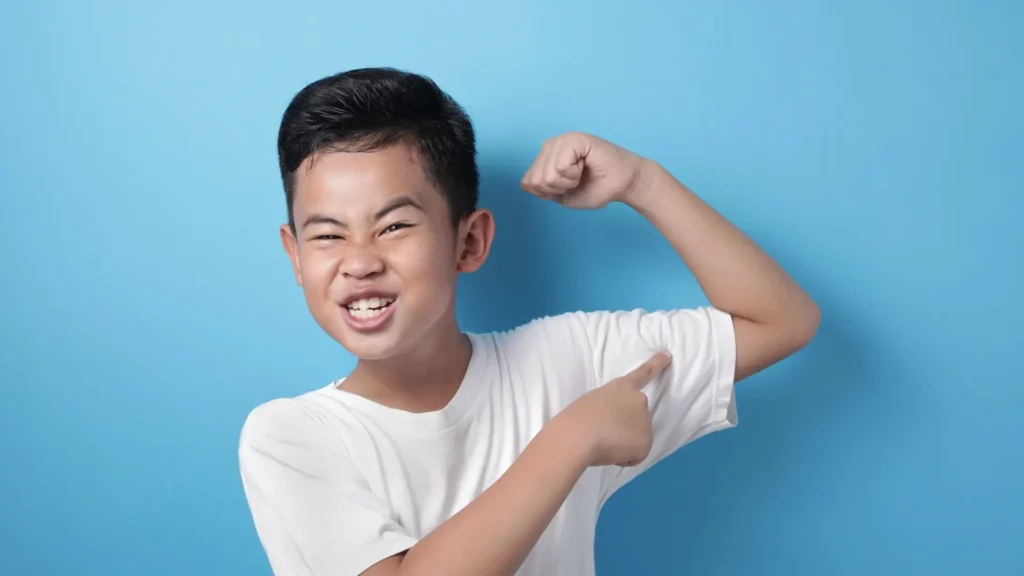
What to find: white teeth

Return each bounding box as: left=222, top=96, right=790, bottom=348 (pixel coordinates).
left=351, top=308, right=385, bottom=319
left=346, top=297, right=394, bottom=312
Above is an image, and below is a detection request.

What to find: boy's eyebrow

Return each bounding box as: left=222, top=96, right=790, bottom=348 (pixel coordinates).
left=373, top=196, right=424, bottom=221
left=301, top=196, right=425, bottom=230
left=301, top=214, right=346, bottom=229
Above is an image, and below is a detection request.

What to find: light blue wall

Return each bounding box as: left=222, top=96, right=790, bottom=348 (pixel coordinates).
left=2, top=1, right=1021, bottom=574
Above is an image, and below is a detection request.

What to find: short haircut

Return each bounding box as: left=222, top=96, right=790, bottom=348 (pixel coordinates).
left=277, top=67, right=479, bottom=231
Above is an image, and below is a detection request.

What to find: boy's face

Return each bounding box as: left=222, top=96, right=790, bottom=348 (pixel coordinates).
left=281, top=144, right=492, bottom=360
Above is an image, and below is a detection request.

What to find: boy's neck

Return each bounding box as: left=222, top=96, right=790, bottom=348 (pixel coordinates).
left=342, top=314, right=472, bottom=413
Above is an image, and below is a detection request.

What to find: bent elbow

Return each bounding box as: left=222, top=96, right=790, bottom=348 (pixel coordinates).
left=793, top=300, right=821, bottom=349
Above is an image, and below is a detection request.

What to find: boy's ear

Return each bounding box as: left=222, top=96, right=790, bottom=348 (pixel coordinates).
left=456, top=208, right=495, bottom=273
left=280, top=223, right=303, bottom=286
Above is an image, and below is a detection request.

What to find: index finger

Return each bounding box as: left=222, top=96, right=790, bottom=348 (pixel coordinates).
left=623, top=352, right=673, bottom=389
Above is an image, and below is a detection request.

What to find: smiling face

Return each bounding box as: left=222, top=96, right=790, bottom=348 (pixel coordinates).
left=281, top=143, right=493, bottom=360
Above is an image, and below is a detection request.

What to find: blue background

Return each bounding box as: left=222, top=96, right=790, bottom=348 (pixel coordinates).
left=2, top=1, right=1022, bottom=574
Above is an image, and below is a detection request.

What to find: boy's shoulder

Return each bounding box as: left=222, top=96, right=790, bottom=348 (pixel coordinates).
left=238, top=384, right=352, bottom=450
left=482, top=309, right=589, bottom=341
left=474, top=309, right=614, bottom=365
left=468, top=307, right=654, bottom=382
left=480, top=307, right=656, bottom=353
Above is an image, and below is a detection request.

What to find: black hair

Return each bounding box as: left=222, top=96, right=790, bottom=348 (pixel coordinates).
left=277, top=67, right=479, bottom=231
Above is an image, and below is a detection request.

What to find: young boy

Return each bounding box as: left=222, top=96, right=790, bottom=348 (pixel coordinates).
left=239, top=67, right=820, bottom=576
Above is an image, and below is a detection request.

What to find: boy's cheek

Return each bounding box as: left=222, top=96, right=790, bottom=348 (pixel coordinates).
left=300, top=252, right=339, bottom=280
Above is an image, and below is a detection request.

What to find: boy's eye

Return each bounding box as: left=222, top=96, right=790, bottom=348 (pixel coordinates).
left=313, top=234, right=343, bottom=241
left=381, top=223, right=411, bottom=235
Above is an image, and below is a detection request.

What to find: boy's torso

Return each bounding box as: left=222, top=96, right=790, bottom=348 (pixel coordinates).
left=295, top=320, right=613, bottom=575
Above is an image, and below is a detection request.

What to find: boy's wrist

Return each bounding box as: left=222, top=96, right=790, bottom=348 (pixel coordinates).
left=546, top=404, right=598, bottom=469
left=620, top=158, right=668, bottom=212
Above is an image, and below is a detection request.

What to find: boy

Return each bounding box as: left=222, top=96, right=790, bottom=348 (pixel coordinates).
left=239, top=67, right=819, bottom=576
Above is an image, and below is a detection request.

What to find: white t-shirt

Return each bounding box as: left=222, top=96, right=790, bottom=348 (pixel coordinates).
left=239, top=307, right=738, bottom=576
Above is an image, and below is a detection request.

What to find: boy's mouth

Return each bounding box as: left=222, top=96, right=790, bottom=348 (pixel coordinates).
left=340, top=293, right=398, bottom=331
left=344, top=296, right=395, bottom=319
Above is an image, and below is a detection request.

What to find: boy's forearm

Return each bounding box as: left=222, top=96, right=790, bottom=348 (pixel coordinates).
left=627, top=160, right=819, bottom=335
left=396, top=413, right=589, bottom=576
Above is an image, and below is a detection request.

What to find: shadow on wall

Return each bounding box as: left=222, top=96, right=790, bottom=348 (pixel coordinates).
left=457, top=159, right=562, bottom=333
left=593, top=245, right=915, bottom=574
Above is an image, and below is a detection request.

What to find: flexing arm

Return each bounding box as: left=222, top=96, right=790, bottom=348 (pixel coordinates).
left=365, top=354, right=670, bottom=576
left=625, top=160, right=820, bottom=381
left=520, top=132, right=821, bottom=382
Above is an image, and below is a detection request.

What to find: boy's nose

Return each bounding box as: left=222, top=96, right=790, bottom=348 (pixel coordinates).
left=339, top=247, right=385, bottom=279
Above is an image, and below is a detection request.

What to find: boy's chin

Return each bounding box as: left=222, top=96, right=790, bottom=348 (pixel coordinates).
left=334, top=330, right=406, bottom=362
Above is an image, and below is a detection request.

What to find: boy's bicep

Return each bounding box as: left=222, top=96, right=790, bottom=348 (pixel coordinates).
left=731, top=314, right=808, bottom=382
left=239, top=399, right=417, bottom=576
left=571, top=307, right=738, bottom=497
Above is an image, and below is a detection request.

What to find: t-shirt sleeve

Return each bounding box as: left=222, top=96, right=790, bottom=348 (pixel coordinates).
left=569, top=306, right=738, bottom=499
left=238, top=398, right=417, bottom=576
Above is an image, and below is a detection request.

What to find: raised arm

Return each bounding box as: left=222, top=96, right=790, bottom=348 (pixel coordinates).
left=625, top=159, right=820, bottom=380
left=520, top=132, right=820, bottom=382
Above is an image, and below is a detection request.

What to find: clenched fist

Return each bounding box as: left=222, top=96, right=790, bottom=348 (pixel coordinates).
left=563, top=352, right=672, bottom=467
left=520, top=132, right=654, bottom=209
